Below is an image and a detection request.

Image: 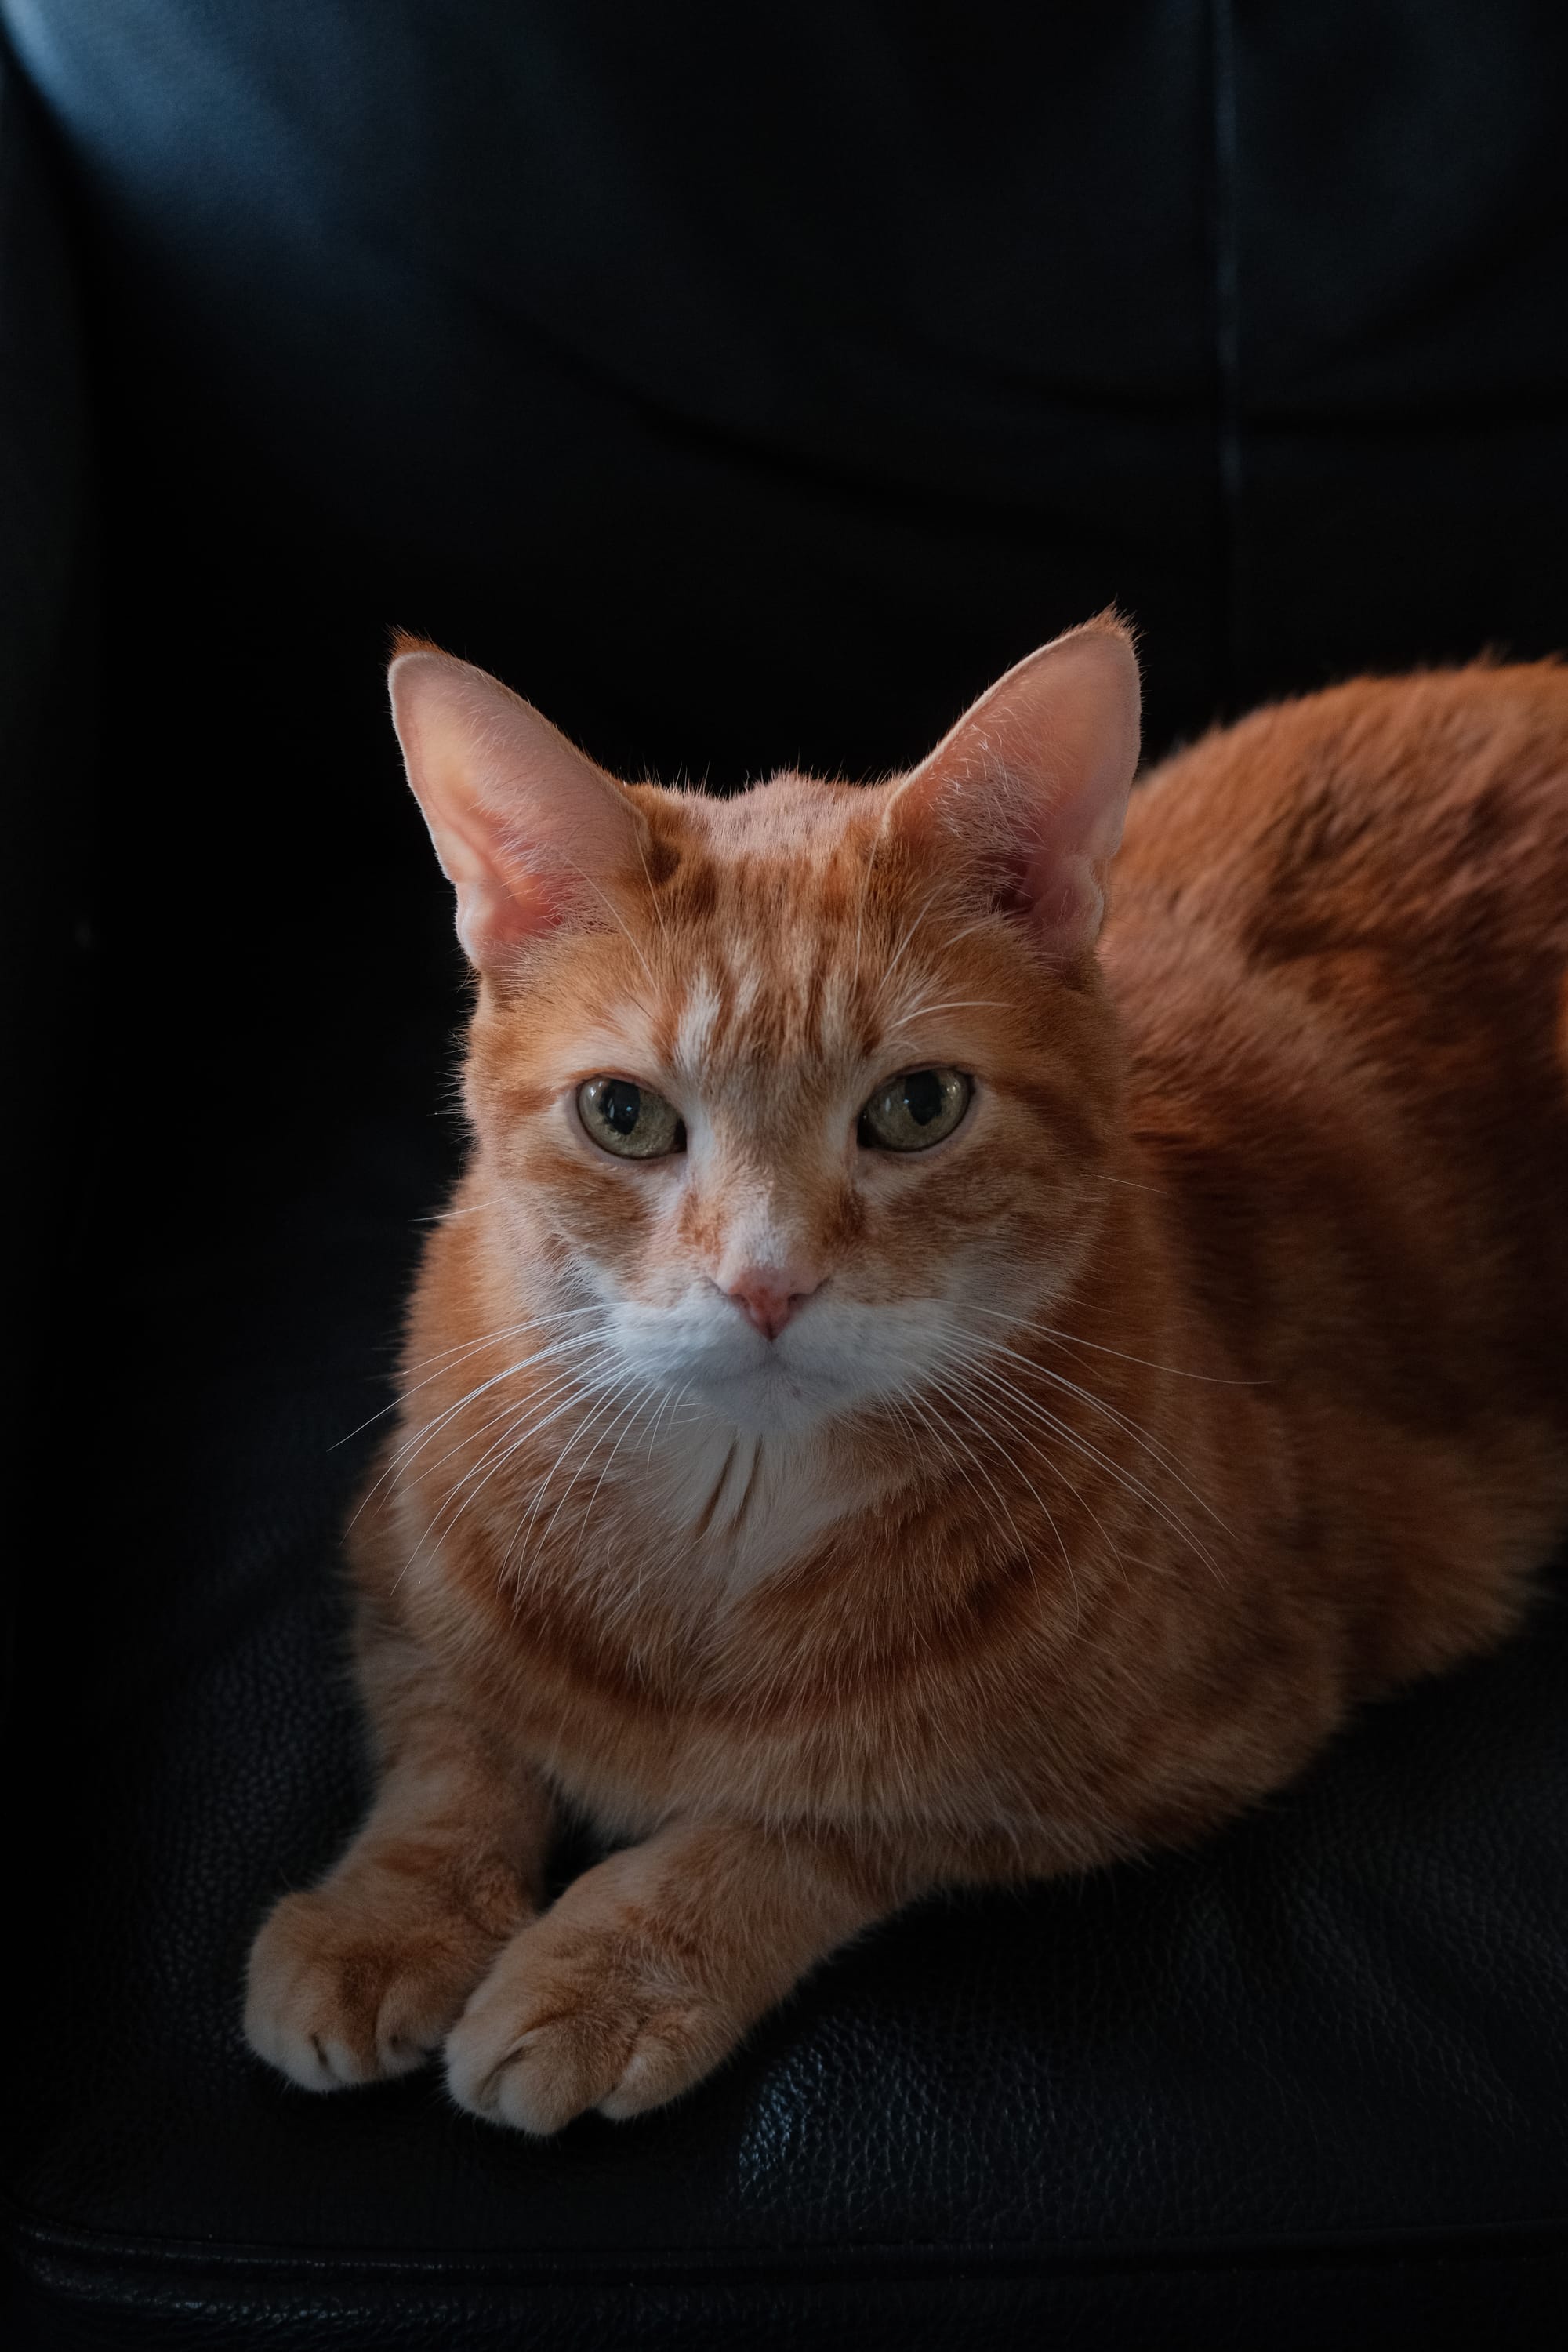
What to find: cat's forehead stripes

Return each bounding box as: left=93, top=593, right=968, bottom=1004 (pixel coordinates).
left=659, top=943, right=858, bottom=1078
left=636, top=771, right=887, bottom=916
left=626, top=771, right=946, bottom=1077
left=651, top=770, right=871, bottom=860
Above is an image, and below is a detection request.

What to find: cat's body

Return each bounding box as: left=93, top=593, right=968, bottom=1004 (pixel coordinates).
left=246, top=628, right=1568, bottom=2136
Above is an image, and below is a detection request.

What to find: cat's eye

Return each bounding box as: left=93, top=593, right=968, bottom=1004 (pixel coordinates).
left=577, top=1077, right=687, bottom=1160
left=858, top=1066, right=972, bottom=1152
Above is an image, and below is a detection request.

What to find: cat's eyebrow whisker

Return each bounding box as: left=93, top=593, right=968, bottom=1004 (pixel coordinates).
left=878, top=884, right=947, bottom=994
left=880, top=998, right=1010, bottom=1033
left=553, top=849, right=660, bottom=989
left=632, top=824, right=673, bottom=949
left=930, top=913, right=996, bottom=956
left=851, top=848, right=875, bottom=996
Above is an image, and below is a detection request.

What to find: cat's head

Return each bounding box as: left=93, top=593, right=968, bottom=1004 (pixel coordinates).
left=390, top=619, right=1139, bottom=1439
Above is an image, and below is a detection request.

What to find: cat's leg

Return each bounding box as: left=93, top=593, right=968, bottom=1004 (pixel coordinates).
left=245, top=1592, right=553, bottom=2092
left=443, top=1817, right=909, bottom=2134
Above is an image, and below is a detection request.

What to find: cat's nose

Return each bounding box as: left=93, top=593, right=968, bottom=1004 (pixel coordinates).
left=721, top=1269, right=822, bottom=1341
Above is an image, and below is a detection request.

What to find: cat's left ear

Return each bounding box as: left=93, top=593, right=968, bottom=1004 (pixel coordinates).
left=888, top=612, right=1141, bottom=964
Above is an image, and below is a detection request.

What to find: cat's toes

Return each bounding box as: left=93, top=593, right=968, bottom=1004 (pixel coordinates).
left=244, top=1886, right=509, bottom=2092
left=444, top=1918, right=742, bottom=2135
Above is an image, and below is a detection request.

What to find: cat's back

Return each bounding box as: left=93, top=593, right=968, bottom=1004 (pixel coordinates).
left=1112, top=659, right=1568, bottom=971
left=1102, top=659, right=1568, bottom=1425
left=1107, top=662, right=1568, bottom=1145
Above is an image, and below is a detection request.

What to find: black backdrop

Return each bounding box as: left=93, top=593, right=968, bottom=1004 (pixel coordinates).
left=12, top=1, right=1568, bottom=1091
left=3, top=5, right=1567, bottom=2347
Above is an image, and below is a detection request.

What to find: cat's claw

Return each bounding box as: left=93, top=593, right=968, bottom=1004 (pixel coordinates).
left=444, top=1914, right=743, bottom=2135
left=245, top=1882, right=513, bottom=2092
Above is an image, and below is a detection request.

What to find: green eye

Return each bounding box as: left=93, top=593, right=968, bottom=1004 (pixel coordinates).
left=577, top=1077, right=686, bottom=1160
left=858, top=1067, right=972, bottom=1152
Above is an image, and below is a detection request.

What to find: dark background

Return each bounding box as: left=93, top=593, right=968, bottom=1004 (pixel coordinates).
left=2, top=5, right=1566, bottom=2346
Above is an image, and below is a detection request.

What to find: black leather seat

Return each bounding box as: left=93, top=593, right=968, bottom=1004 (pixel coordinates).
left=3, top=6, right=1566, bottom=2346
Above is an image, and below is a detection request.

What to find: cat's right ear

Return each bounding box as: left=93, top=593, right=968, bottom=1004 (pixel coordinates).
left=388, top=645, right=647, bottom=974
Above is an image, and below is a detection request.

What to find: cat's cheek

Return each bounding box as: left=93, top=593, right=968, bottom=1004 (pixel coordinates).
left=503, top=1133, right=681, bottom=1281
left=860, top=1161, right=1016, bottom=1262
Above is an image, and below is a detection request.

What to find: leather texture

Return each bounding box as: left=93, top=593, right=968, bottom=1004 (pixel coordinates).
left=0, top=47, right=92, bottom=1506
left=2, top=4, right=1566, bottom=2345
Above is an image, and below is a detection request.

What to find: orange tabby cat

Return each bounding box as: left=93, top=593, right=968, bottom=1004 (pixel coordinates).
left=245, top=617, right=1568, bottom=2135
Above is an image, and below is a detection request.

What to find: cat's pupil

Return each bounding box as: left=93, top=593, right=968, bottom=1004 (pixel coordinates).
left=602, top=1081, right=642, bottom=1136
left=904, top=1070, right=944, bottom=1126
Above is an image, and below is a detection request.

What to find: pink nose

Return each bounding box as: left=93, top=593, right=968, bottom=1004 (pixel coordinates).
left=723, top=1271, right=820, bottom=1341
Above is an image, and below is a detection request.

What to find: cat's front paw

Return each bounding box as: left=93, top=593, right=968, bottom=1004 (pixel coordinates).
left=245, top=1861, right=525, bottom=2092
left=443, top=1904, right=748, bottom=2135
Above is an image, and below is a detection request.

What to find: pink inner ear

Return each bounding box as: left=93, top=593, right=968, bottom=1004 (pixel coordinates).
left=892, top=617, right=1142, bottom=961
left=388, top=648, right=646, bottom=973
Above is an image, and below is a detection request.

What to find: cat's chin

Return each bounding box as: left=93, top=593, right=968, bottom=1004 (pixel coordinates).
left=673, top=1353, right=851, bottom=1440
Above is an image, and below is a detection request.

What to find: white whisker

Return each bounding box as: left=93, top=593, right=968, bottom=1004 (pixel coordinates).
left=961, top=1324, right=1235, bottom=1541
left=968, top=1303, right=1259, bottom=1386
left=928, top=1334, right=1226, bottom=1581
left=923, top=1370, right=1065, bottom=1606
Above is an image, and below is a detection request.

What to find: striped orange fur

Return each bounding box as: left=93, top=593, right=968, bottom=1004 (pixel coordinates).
left=245, top=619, right=1568, bottom=2133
